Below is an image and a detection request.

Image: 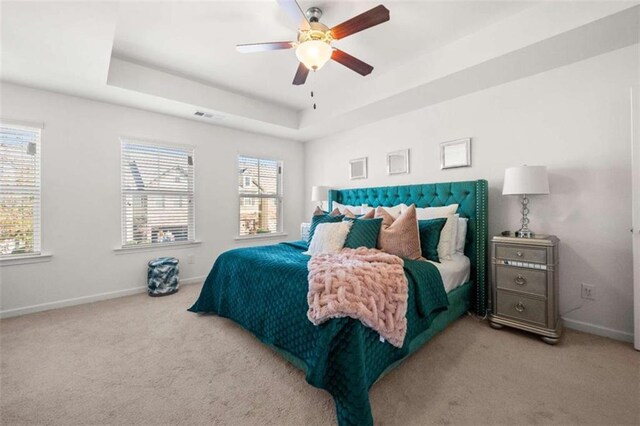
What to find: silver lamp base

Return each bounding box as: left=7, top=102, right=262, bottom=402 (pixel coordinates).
left=515, top=229, right=534, bottom=238
left=515, top=194, right=535, bottom=238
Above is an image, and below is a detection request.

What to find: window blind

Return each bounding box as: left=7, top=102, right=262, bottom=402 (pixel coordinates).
left=121, top=140, right=194, bottom=247
left=238, top=155, right=283, bottom=236
left=0, top=123, right=41, bottom=256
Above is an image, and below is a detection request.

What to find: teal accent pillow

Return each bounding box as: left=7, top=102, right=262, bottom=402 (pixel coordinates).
left=308, top=214, right=344, bottom=243
left=343, top=218, right=383, bottom=249
left=418, top=218, right=447, bottom=262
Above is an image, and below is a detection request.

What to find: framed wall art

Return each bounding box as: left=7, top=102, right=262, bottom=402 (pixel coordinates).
left=349, top=157, right=368, bottom=180
left=440, top=138, right=471, bottom=169
left=387, top=149, right=410, bottom=175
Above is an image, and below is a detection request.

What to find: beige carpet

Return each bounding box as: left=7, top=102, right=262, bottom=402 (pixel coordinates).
left=1, top=284, right=638, bottom=426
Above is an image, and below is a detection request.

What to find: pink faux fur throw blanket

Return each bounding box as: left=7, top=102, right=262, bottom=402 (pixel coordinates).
left=307, top=247, right=409, bottom=348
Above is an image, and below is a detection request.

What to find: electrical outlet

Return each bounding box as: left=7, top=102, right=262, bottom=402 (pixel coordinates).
left=187, top=254, right=195, bottom=264
left=581, top=283, right=595, bottom=300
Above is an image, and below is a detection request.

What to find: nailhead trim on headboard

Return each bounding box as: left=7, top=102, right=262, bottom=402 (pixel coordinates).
left=328, top=180, right=489, bottom=316
left=475, top=179, right=488, bottom=315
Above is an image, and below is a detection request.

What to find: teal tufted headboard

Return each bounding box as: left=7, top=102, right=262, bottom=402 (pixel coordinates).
left=328, top=180, right=489, bottom=316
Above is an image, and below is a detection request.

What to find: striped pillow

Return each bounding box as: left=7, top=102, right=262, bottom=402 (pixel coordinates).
left=418, top=218, right=447, bottom=262
left=343, top=218, right=383, bottom=249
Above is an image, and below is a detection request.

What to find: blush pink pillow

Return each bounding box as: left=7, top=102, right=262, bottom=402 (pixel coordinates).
left=313, top=207, right=345, bottom=217
left=375, top=204, right=421, bottom=260
left=361, top=209, right=375, bottom=219
left=342, top=209, right=357, bottom=219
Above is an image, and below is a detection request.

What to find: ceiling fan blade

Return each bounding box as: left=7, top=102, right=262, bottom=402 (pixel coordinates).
left=292, top=62, right=309, bottom=85
left=330, top=5, right=390, bottom=40
left=331, top=49, right=374, bottom=76
left=276, top=0, right=311, bottom=31
left=236, top=41, right=294, bottom=53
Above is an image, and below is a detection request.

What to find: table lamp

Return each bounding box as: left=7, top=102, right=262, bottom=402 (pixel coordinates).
left=503, top=165, right=550, bottom=238
left=311, top=185, right=328, bottom=209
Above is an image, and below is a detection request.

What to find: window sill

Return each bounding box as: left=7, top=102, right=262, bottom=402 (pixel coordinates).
left=234, top=232, right=288, bottom=241
left=114, top=240, right=202, bottom=254
left=0, top=252, right=53, bottom=266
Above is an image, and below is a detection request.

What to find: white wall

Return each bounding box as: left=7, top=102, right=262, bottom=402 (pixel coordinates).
left=0, top=83, right=305, bottom=316
left=304, top=45, right=639, bottom=341
left=1, top=46, right=637, bottom=342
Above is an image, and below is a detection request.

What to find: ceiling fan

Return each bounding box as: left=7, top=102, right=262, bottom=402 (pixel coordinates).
left=236, top=0, right=390, bottom=85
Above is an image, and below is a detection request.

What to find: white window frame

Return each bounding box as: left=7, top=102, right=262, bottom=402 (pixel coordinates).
left=0, top=120, right=44, bottom=261
left=120, top=138, right=196, bottom=249
left=237, top=155, right=284, bottom=239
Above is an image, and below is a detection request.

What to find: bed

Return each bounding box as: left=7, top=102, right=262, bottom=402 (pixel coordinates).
left=189, top=180, right=488, bottom=426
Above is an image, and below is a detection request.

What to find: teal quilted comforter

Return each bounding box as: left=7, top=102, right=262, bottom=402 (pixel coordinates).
left=189, top=241, right=449, bottom=426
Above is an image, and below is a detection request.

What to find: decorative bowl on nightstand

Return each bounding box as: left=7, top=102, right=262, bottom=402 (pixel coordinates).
left=489, top=232, right=562, bottom=345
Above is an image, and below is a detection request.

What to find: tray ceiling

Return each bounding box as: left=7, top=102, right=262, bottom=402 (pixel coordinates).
left=1, top=1, right=637, bottom=141
left=112, top=1, right=533, bottom=110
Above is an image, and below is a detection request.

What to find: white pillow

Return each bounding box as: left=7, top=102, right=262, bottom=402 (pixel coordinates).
left=448, top=214, right=460, bottom=256
left=333, top=202, right=364, bottom=215
left=361, top=206, right=374, bottom=216
left=456, top=217, right=468, bottom=254
left=436, top=214, right=456, bottom=261
left=304, top=221, right=352, bottom=255
left=380, top=204, right=406, bottom=219
left=407, top=204, right=459, bottom=220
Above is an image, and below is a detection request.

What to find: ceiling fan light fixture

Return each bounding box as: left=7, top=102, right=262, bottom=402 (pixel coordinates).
left=295, top=40, right=332, bottom=71
left=235, top=1, right=389, bottom=85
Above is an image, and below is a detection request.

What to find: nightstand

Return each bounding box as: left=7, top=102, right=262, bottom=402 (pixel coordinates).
left=489, top=232, right=561, bottom=344
left=300, top=222, right=311, bottom=241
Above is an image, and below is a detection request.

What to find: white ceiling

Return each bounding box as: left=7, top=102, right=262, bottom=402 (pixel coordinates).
left=112, top=1, right=533, bottom=110
left=1, top=1, right=638, bottom=140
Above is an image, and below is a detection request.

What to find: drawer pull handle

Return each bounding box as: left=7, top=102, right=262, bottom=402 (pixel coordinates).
left=516, top=251, right=524, bottom=257
left=514, top=275, right=527, bottom=285
left=514, top=302, right=525, bottom=312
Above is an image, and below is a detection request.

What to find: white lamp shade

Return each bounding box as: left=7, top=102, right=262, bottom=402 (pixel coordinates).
left=503, top=165, right=550, bottom=195
left=311, top=185, right=328, bottom=202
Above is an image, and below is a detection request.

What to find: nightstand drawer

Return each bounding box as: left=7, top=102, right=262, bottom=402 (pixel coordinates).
left=495, top=291, right=546, bottom=326
left=496, top=266, right=547, bottom=297
left=495, top=244, right=546, bottom=263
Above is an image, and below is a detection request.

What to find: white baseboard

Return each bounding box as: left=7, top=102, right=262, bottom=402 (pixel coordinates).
left=4, top=281, right=633, bottom=345
left=0, top=276, right=206, bottom=319
left=562, top=317, right=634, bottom=343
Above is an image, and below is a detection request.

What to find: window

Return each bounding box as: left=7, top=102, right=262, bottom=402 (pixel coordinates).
left=242, top=175, right=252, bottom=188
left=238, top=155, right=282, bottom=236
left=121, top=139, right=194, bottom=247
left=0, top=122, right=41, bottom=256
